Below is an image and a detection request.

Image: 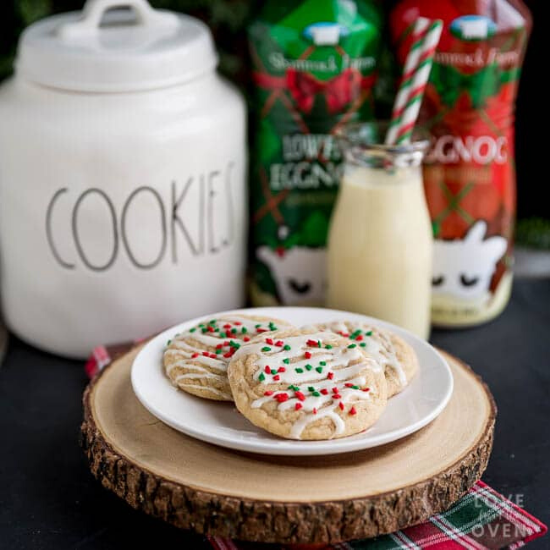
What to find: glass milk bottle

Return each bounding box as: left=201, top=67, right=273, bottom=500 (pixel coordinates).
left=327, top=123, right=432, bottom=339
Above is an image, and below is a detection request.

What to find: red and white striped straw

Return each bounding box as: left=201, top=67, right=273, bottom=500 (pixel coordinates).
left=385, top=17, right=443, bottom=146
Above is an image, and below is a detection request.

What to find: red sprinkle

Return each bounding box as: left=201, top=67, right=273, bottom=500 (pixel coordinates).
left=304, top=351, right=312, bottom=359
left=345, top=383, right=354, bottom=388
left=332, top=387, right=339, bottom=393
left=207, top=326, right=215, bottom=332
left=202, top=351, right=210, bottom=357
left=275, top=340, right=284, bottom=347
left=278, top=367, right=286, bottom=373
left=327, top=372, right=334, bottom=380
left=363, top=388, right=370, bottom=392
left=356, top=335, right=363, bottom=341
left=313, top=408, right=318, bottom=414
left=275, top=393, right=288, bottom=403
left=191, top=352, right=199, bottom=358
left=223, top=352, right=232, bottom=358
left=295, top=391, right=305, bottom=402
left=349, top=406, right=357, bottom=416
left=210, top=353, right=217, bottom=359
left=273, top=375, right=280, bottom=381
left=306, top=339, right=318, bottom=347
left=215, top=343, right=224, bottom=349
left=265, top=337, right=274, bottom=345
left=333, top=393, right=342, bottom=399
left=234, top=321, right=242, bottom=326
left=338, top=402, right=344, bottom=411
left=223, top=323, right=232, bottom=329
left=264, top=366, right=271, bottom=374
left=338, top=331, right=349, bottom=337
left=295, top=403, right=303, bottom=411
left=243, top=336, right=250, bottom=342
left=320, top=389, right=329, bottom=395
left=256, top=327, right=268, bottom=333
left=264, top=391, right=274, bottom=396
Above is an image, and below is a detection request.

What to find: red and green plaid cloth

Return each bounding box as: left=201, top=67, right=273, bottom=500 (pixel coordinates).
left=86, top=344, right=547, bottom=550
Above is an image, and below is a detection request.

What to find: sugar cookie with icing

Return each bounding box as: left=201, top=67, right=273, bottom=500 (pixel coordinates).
left=163, top=315, right=291, bottom=401
left=318, top=321, right=418, bottom=397
left=227, top=328, right=388, bottom=440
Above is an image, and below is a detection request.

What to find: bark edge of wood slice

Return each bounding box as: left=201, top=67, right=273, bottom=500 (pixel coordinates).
left=81, top=345, right=496, bottom=544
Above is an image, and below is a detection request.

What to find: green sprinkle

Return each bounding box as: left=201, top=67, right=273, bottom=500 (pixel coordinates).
left=308, top=386, right=315, bottom=392
left=215, top=349, right=223, bottom=355
left=199, top=323, right=205, bottom=328
left=166, top=339, right=172, bottom=346
left=352, top=385, right=360, bottom=390
left=231, top=328, right=237, bottom=334
left=320, top=361, right=326, bottom=366
left=259, top=373, right=265, bottom=382
left=209, top=319, right=216, bottom=325
left=315, top=367, right=323, bottom=373
left=241, top=327, right=247, bottom=334
left=261, top=346, right=271, bottom=352
left=366, top=331, right=373, bottom=336
left=230, top=341, right=240, bottom=349
left=214, top=327, right=220, bottom=332
left=348, top=344, right=357, bottom=349
left=189, top=328, right=196, bottom=333
left=360, top=343, right=367, bottom=348
left=312, top=391, right=321, bottom=397
left=269, top=322, right=277, bottom=330
left=305, top=364, right=313, bottom=371
left=202, top=328, right=207, bottom=333
left=325, top=344, right=333, bottom=349
left=288, top=385, right=299, bottom=391
left=283, top=344, right=291, bottom=351
left=283, top=358, right=290, bottom=364
left=295, top=368, right=304, bottom=374
left=255, top=324, right=261, bottom=328
left=219, top=332, right=226, bottom=338
left=317, top=340, right=322, bottom=348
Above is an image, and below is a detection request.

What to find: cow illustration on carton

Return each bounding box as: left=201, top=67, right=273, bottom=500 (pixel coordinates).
left=257, top=246, right=326, bottom=305
left=432, top=221, right=507, bottom=302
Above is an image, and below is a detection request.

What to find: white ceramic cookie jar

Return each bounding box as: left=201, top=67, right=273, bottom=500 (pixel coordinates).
left=0, top=0, right=247, bottom=358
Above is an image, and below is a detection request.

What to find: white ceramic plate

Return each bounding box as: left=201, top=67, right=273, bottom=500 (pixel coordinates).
left=131, top=307, right=453, bottom=456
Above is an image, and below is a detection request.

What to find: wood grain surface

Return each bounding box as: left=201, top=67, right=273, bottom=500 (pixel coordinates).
left=81, top=345, right=496, bottom=544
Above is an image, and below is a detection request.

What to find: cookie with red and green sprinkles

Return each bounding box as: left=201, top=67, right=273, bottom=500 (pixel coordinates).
left=227, top=327, right=388, bottom=440
left=163, top=315, right=291, bottom=401
left=318, top=321, right=418, bottom=398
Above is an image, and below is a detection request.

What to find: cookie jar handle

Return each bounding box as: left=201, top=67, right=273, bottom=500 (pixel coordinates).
left=57, top=0, right=179, bottom=40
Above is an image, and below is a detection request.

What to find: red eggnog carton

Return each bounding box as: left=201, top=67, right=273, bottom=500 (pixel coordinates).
left=391, top=0, right=531, bottom=326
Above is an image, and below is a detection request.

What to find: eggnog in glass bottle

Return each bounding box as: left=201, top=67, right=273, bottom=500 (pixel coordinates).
left=327, top=123, right=433, bottom=339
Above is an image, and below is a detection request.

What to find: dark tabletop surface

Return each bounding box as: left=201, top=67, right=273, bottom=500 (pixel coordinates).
left=0, top=278, right=549, bottom=550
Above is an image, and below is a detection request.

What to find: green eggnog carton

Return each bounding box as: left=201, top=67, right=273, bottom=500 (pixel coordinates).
left=248, top=0, right=383, bottom=306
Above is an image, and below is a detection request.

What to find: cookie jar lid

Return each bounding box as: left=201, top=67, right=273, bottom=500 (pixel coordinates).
left=15, top=0, right=218, bottom=92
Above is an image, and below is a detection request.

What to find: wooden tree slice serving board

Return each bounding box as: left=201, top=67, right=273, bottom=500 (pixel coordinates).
left=81, top=346, right=496, bottom=545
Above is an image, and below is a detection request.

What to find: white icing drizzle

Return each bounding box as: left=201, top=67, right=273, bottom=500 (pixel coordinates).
left=327, top=321, right=407, bottom=388
left=243, top=331, right=381, bottom=439
left=165, top=350, right=226, bottom=372
left=165, top=316, right=283, bottom=397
